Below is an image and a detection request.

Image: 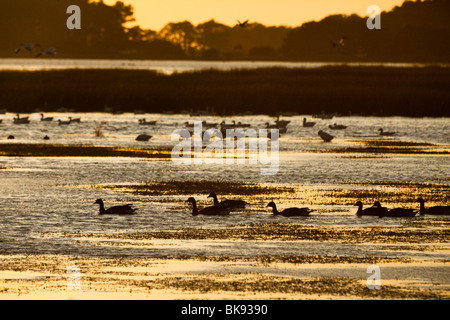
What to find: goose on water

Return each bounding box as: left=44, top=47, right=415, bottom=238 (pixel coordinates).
left=328, top=123, right=347, bottom=130
left=13, top=114, right=30, bottom=124
left=378, top=128, right=396, bottom=136
left=303, top=118, right=316, bottom=127
left=318, top=130, right=334, bottom=142
left=58, top=119, right=71, bottom=125
left=136, top=134, right=152, bottom=141
left=94, top=199, right=137, bottom=215
left=186, top=197, right=231, bottom=216
left=416, top=197, right=450, bottom=215
left=40, top=114, right=53, bottom=122
left=267, top=201, right=313, bottom=217
left=354, top=201, right=387, bottom=216
left=372, top=201, right=417, bottom=218
left=69, top=117, right=81, bottom=123
left=208, top=192, right=247, bottom=210
left=139, top=119, right=157, bottom=125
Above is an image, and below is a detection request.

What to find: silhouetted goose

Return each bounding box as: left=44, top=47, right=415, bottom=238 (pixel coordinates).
left=69, top=117, right=81, bottom=123
left=186, top=197, right=230, bottom=216
left=275, top=116, right=290, bottom=128
left=354, top=201, right=387, bottom=216
left=264, top=123, right=287, bottom=134
left=13, top=114, right=30, bottom=124
left=378, top=128, right=396, bottom=136
left=58, top=119, right=71, bottom=125
left=208, top=192, right=247, bottom=210
left=267, top=201, right=313, bottom=217
left=0, top=119, right=2, bottom=124
left=35, top=47, right=57, bottom=58
left=43, top=135, right=50, bottom=140
left=139, top=119, right=157, bottom=125
left=94, top=199, right=137, bottom=215
left=15, top=43, right=40, bottom=54
left=7, top=135, right=15, bottom=140
left=318, top=130, right=334, bottom=142
left=416, top=197, right=450, bottom=215
left=136, top=134, right=152, bottom=141
left=372, top=201, right=416, bottom=218
left=329, top=123, right=347, bottom=130
left=40, top=114, right=53, bottom=122
left=303, top=118, right=316, bottom=127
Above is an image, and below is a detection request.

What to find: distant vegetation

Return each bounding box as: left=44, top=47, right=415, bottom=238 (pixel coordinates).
left=1, top=66, right=449, bottom=116
left=1, top=0, right=449, bottom=62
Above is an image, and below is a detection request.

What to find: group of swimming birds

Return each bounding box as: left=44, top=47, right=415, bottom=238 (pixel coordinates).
left=94, top=195, right=450, bottom=217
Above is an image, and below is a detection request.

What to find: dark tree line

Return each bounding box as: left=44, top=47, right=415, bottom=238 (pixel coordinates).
left=0, top=0, right=449, bottom=62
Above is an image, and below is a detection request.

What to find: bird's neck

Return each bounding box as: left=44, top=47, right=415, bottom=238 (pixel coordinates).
left=356, top=203, right=363, bottom=214
left=212, top=195, right=219, bottom=206
left=191, top=201, right=198, bottom=215
left=419, top=201, right=426, bottom=212
left=98, top=203, right=106, bottom=214
left=271, top=205, right=279, bottom=215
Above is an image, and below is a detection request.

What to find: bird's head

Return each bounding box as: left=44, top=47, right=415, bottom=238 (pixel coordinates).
left=266, top=201, right=276, bottom=208
left=94, top=199, right=103, bottom=205
left=354, top=201, right=362, bottom=206
left=207, top=192, right=216, bottom=198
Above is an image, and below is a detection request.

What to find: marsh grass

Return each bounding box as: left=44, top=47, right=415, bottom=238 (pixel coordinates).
left=103, top=180, right=295, bottom=197
left=52, top=223, right=450, bottom=243
left=1, top=66, right=449, bottom=116
left=102, top=180, right=449, bottom=206
left=0, top=144, right=172, bottom=158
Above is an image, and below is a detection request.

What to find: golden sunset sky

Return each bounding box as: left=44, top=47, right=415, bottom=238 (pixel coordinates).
left=102, top=0, right=405, bottom=30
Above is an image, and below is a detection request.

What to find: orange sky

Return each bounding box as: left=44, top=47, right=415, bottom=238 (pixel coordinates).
left=102, top=0, right=406, bottom=30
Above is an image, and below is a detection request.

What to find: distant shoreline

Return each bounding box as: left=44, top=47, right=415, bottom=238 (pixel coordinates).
left=1, top=66, right=449, bottom=117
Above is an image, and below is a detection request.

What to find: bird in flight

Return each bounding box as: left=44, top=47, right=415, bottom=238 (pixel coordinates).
left=36, top=47, right=57, bottom=58
left=332, top=36, right=347, bottom=47
left=15, top=43, right=40, bottom=54
left=236, top=19, right=249, bottom=28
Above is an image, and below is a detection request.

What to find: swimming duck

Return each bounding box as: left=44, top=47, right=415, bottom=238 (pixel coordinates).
left=69, top=117, right=81, bottom=123
left=208, top=192, right=247, bottom=210
left=186, top=197, right=230, bottom=216
left=94, top=199, right=137, bottom=215
left=378, top=128, right=396, bottom=136
left=267, top=201, right=313, bottom=217
left=40, top=114, right=53, bottom=122
left=318, top=130, right=334, bottom=142
left=139, top=119, right=157, bottom=125
left=354, top=201, right=387, bottom=216
left=373, top=201, right=417, bottom=218
left=303, top=118, right=316, bottom=127
left=328, top=123, right=347, bottom=130
left=416, top=197, right=450, bottom=215
left=136, top=134, right=152, bottom=141
left=58, top=119, right=71, bottom=125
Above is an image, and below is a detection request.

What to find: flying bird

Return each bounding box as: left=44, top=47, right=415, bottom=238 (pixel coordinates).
left=236, top=19, right=249, bottom=28
left=36, top=47, right=57, bottom=58
left=15, top=43, right=40, bottom=54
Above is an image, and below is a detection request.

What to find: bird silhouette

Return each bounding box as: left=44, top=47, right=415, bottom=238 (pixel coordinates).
left=15, top=43, right=40, bottom=54
left=36, top=47, right=57, bottom=58
left=236, top=20, right=249, bottom=28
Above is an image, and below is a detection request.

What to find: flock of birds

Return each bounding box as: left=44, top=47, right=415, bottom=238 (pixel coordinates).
left=2, top=112, right=398, bottom=143
left=15, top=43, right=57, bottom=58
left=94, top=194, right=450, bottom=217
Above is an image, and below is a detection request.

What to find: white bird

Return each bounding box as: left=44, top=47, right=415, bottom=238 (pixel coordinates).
left=15, top=43, right=40, bottom=54
left=36, top=47, right=57, bottom=58
left=318, top=130, right=334, bottom=142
